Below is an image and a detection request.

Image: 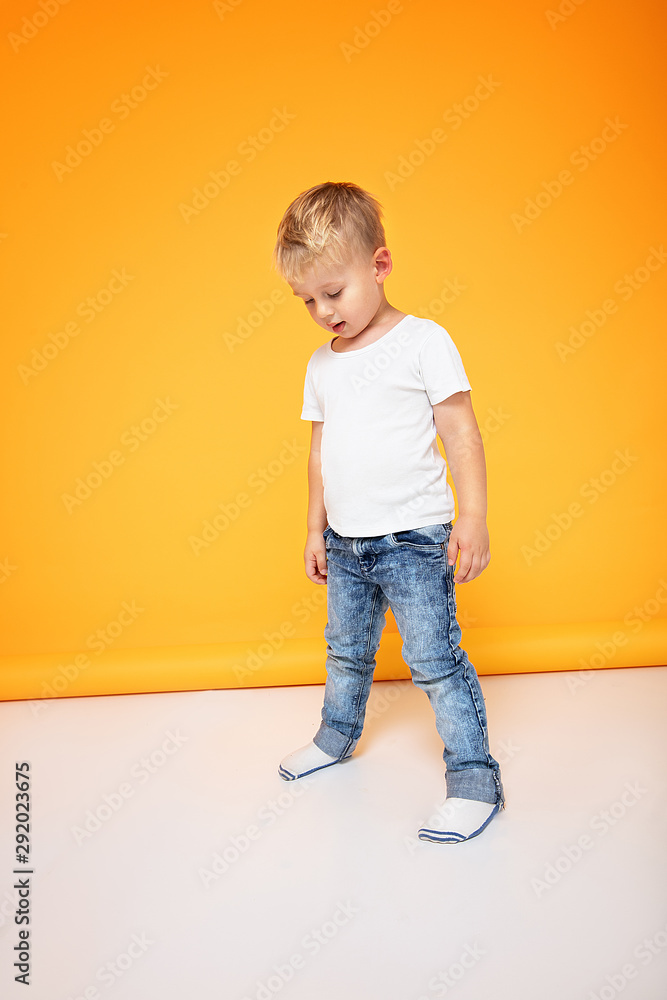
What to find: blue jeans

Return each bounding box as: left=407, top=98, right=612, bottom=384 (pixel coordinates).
left=313, top=521, right=504, bottom=807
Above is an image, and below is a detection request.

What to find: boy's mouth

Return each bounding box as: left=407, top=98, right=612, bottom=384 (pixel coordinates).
left=330, top=321, right=345, bottom=333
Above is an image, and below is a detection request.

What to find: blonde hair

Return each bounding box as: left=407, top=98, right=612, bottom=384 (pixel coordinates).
left=273, top=181, right=387, bottom=283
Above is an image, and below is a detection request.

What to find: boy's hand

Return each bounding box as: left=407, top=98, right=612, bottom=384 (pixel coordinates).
left=304, top=531, right=328, bottom=584
left=447, top=514, right=490, bottom=584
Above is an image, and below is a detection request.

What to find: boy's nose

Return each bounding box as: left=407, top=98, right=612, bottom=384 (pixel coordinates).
left=317, top=302, right=334, bottom=320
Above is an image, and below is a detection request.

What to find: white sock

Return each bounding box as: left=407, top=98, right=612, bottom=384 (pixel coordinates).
left=278, top=741, right=352, bottom=780
left=418, top=797, right=501, bottom=844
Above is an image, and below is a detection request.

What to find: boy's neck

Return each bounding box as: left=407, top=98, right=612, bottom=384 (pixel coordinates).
left=331, top=304, right=407, bottom=353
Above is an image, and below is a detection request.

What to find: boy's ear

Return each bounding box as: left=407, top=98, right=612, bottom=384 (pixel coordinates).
left=373, top=246, right=393, bottom=281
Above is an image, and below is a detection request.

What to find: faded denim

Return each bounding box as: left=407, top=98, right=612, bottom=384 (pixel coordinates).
left=312, top=521, right=505, bottom=807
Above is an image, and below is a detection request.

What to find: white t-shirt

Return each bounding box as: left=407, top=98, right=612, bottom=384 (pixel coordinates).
left=300, top=313, right=472, bottom=537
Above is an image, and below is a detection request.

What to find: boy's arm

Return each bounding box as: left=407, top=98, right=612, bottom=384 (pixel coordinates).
left=432, top=391, right=490, bottom=584
left=305, top=421, right=328, bottom=584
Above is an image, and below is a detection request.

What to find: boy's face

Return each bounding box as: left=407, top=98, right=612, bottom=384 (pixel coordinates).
left=288, top=248, right=392, bottom=342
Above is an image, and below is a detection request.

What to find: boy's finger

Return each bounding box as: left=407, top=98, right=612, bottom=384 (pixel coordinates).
left=454, top=550, right=473, bottom=582
left=306, top=557, right=327, bottom=584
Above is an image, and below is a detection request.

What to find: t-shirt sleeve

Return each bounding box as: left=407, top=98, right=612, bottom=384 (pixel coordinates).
left=300, top=362, right=324, bottom=420
left=418, top=327, right=472, bottom=405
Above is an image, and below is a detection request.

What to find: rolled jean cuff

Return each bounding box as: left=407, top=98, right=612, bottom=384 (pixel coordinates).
left=313, top=721, right=358, bottom=759
left=446, top=766, right=505, bottom=806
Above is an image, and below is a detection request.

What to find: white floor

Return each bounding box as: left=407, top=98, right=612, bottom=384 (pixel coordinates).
left=0, top=665, right=666, bottom=1000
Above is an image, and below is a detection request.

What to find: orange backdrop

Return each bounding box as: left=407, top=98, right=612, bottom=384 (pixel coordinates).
left=1, top=0, right=666, bottom=699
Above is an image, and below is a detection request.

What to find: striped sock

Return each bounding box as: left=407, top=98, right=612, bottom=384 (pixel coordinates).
left=278, top=740, right=353, bottom=781
left=418, top=797, right=502, bottom=844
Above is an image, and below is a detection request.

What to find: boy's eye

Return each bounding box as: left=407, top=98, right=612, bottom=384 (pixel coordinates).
left=303, top=288, right=343, bottom=306
left=302, top=290, right=341, bottom=305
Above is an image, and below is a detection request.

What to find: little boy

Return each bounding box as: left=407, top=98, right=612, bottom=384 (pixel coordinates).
left=272, top=181, right=505, bottom=844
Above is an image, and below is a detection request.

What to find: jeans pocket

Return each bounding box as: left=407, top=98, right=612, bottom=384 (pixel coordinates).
left=389, top=523, right=451, bottom=548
